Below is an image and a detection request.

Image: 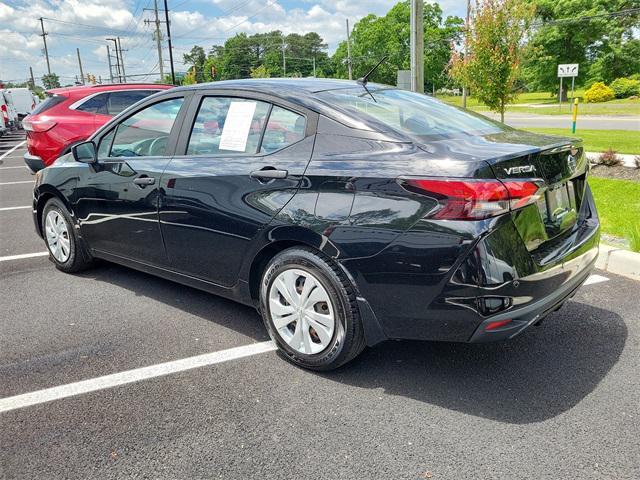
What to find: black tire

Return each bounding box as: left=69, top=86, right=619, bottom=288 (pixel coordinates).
left=259, top=247, right=366, bottom=371
left=41, top=198, right=93, bottom=273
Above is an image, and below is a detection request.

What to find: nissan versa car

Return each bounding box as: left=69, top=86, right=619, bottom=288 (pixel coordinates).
left=32, top=79, right=599, bottom=370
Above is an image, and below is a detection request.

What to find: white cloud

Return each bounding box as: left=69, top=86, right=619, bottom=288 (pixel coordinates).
left=0, top=0, right=464, bottom=86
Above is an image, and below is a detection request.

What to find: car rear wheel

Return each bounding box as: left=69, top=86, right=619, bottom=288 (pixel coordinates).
left=42, top=198, right=92, bottom=273
left=260, top=247, right=365, bottom=370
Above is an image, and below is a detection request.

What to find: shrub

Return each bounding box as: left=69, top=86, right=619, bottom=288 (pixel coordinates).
left=596, top=149, right=623, bottom=167
left=584, top=82, right=615, bottom=103
left=610, top=77, right=640, bottom=99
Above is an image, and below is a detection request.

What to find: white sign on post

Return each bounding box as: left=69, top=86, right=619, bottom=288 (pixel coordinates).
left=557, top=64, right=579, bottom=78
left=219, top=101, right=257, bottom=152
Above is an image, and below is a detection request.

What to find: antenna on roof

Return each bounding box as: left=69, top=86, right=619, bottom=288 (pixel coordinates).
left=356, top=55, right=388, bottom=86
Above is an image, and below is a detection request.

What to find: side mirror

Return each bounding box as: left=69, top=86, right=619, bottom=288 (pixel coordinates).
left=72, top=141, right=97, bottom=164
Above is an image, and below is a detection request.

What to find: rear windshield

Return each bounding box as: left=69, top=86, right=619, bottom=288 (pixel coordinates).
left=31, top=94, right=66, bottom=115
left=317, top=88, right=506, bottom=139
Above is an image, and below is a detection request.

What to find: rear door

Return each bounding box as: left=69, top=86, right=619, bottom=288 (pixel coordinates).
left=159, top=91, right=317, bottom=286
left=76, top=94, right=188, bottom=265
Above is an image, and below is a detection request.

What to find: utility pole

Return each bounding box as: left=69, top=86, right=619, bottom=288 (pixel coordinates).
left=410, top=0, right=424, bottom=93
left=163, top=0, right=176, bottom=85
left=76, top=48, right=85, bottom=84
left=462, top=0, right=470, bottom=108
left=106, top=45, right=114, bottom=83
left=39, top=18, right=51, bottom=75
left=98, top=75, right=102, bottom=84
left=107, top=38, right=121, bottom=82
left=345, top=19, right=353, bottom=80
left=145, top=0, right=165, bottom=80
left=281, top=36, right=286, bottom=77
left=117, top=37, right=127, bottom=82
left=29, top=67, right=35, bottom=89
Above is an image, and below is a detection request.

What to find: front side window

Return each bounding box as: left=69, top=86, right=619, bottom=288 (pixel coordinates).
left=97, top=128, right=115, bottom=158
left=260, top=106, right=306, bottom=154
left=187, top=97, right=270, bottom=155
left=107, top=90, right=158, bottom=115
left=108, top=97, right=184, bottom=158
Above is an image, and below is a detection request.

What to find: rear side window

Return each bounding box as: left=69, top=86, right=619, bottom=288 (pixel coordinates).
left=109, top=97, right=184, bottom=157
left=76, top=93, right=108, bottom=114
left=30, top=94, right=66, bottom=115
left=107, top=90, right=158, bottom=115
left=260, top=106, right=306, bottom=154
left=186, top=97, right=270, bottom=155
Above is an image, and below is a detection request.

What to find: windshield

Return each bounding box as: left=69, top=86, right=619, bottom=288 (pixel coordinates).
left=317, top=87, right=506, bottom=139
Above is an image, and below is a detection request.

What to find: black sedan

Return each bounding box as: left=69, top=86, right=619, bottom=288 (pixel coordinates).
left=33, top=79, right=600, bottom=370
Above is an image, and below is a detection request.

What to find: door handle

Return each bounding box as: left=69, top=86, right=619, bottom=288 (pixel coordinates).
left=250, top=168, right=288, bottom=180
left=133, top=176, right=155, bottom=186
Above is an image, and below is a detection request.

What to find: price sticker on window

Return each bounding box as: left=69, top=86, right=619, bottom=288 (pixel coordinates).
left=219, top=101, right=257, bottom=152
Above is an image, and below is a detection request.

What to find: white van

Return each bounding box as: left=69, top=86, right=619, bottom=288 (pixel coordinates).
left=0, top=91, right=19, bottom=130
left=3, top=87, right=37, bottom=119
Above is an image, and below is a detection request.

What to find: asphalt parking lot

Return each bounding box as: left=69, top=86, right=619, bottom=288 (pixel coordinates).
left=0, top=133, right=639, bottom=479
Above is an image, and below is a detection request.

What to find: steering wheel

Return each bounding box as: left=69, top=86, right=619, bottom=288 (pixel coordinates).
left=148, top=136, right=168, bottom=156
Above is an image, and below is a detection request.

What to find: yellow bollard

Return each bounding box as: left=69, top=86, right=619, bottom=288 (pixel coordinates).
left=572, top=98, right=579, bottom=134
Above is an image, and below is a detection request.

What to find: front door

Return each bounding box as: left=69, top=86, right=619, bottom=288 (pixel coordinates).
left=159, top=94, right=315, bottom=287
left=76, top=96, right=186, bottom=265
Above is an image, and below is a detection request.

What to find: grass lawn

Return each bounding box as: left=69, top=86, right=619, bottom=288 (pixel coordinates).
left=589, top=177, right=640, bottom=239
left=523, top=128, right=640, bottom=154
left=439, top=93, right=640, bottom=116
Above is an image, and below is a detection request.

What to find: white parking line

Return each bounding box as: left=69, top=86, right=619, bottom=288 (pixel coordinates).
left=0, top=206, right=31, bottom=211
left=0, top=341, right=277, bottom=413
left=0, top=141, right=26, bottom=160
left=0, top=166, right=28, bottom=170
left=0, top=252, right=48, bottom=262
left=584, top=274, right=609, bottom=285
left=0, top=180, right=33, bottom=185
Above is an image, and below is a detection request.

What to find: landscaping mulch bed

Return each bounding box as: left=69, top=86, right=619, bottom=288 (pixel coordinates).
left=590, top=164, right=640, bottom=182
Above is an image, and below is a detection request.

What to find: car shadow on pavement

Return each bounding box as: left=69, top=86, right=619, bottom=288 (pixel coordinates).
left=79, top=263, right=269, bottom=342
left=324, top=301, right=627, bottom=424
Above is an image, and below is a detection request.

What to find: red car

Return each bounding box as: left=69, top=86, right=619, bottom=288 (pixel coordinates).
left=23, top=83, right=172, bottom=172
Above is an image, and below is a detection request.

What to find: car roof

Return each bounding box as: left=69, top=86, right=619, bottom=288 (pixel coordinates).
left=170, top=78, right=389, bottom=96
left=47, top=83, right=173, bottom=96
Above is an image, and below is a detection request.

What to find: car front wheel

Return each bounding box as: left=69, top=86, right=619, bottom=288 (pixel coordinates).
left=42, top=198, right=92, bottom=273
left=260, top=247, right=365, bottom=370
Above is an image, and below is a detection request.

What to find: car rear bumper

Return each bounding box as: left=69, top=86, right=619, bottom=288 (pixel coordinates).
left=24, top=152, right=46, bottom=174
left=343, top=184, right=600, bottom=345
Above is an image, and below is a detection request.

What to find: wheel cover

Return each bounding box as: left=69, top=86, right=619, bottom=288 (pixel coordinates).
left=268, top=268, right=336, bottom=355
left=45, top=210, right=71, bottom=263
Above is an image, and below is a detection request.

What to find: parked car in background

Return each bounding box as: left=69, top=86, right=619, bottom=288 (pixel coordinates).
left=32, top=79, right=600, bottom=371
left=23, top=83, right=172, bottom=173
left=3, top=87, right=38, bottom=119
left=1, top=90, right=20, bottom=130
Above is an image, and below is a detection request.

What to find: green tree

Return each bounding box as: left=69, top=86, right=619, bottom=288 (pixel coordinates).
left=331, top=2, right=462, bottom=88
left=182, top=46, right=207, bottom=83
left=41, top=73, right=60, bottom=89
left=450, top=0, right=534, bottom=122
left=521, top=0, right=639, bottom=92
left=250, top=64, right=271, bottom=78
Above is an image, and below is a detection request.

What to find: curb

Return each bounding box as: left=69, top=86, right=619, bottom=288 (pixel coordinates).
left=596, top=244, right=640, bottom=280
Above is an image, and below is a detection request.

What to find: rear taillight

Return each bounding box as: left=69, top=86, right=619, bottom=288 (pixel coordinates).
left=22, top=117, right=57, bottom=132
left=1, top=104, right=7, bottom=121
left=400, top=178, right=541, bottom=220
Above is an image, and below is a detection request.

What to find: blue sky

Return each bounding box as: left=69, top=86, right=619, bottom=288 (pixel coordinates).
left=0, top=0, right=466, bottom=85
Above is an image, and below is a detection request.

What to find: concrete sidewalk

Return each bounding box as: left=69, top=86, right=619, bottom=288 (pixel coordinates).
left=597, top=244, right=640, bottom=280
